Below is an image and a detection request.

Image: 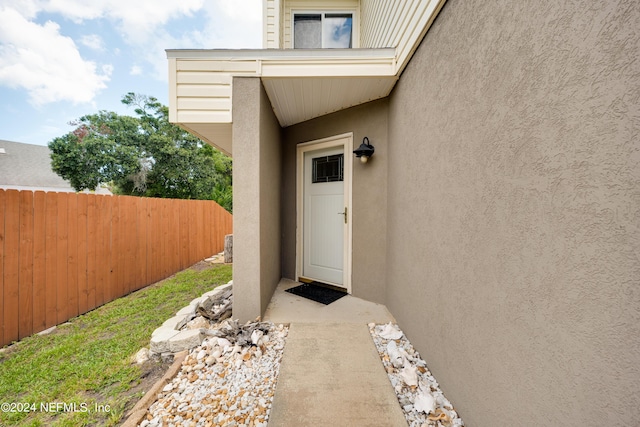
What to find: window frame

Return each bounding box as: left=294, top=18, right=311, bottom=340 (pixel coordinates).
left=291, top=9, right=359, bottom=49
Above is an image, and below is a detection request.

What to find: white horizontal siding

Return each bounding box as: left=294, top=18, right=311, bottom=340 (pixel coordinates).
left=176, top=110, right=232, bottom=123
left=176, top=85, right=231, bottom=98
left=171, top=58, right=245, bottom=133
left=264, top=0, right=280, bottom=48
left=176, top=72, right=232, bottom=85
left=176, top=98, right=231, bottom=111
left=173, top=59, right=257, bottom=126
left=361, top=0, right=391, bottom=47
left=361, top=0, right=446, bottom=70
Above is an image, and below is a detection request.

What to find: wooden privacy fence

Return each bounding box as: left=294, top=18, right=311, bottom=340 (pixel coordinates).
left=0, top=189, right=233, bottom=348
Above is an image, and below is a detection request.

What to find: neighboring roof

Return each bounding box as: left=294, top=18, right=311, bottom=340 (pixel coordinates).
left=0, top=139, right=111, bottom=194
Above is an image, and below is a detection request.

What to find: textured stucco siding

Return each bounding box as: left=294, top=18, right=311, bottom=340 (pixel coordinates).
left=232, top=77, right=282, bottom=322
left=386, top=0, right=640, bottom=425
left=282, top=99, right=389, bottom=304
left=259, top=78, right=283, bottom=315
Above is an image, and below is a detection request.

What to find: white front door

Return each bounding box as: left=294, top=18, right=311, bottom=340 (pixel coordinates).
left=297, top=134, right=352, bottom=290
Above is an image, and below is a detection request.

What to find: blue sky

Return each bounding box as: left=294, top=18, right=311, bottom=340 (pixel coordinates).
left=0, top=0, right=262, bottom=147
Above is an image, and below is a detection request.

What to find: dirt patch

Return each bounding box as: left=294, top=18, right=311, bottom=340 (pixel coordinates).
left=117, top=357, right=174, bottom=422
left=190, top=255, right=228, bottom=271
left=189, top=260, right=214, bottom=271
left=132, top=358, right=174, bottom=396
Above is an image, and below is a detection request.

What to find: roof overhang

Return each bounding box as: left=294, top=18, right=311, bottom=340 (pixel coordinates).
left=166, top=48, right=397, bottom=155
left=166, top=0, right=448, bottom=155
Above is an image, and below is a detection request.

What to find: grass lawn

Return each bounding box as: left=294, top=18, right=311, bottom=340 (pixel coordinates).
left=0, top=262, right=232, bottom=427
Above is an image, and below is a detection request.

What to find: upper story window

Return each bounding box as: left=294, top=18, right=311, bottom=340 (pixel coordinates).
left=294, top=12, right=353, bottom=48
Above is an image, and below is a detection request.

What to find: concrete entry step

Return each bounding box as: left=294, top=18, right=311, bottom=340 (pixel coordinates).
left=268, top=323, right=407, bottom=427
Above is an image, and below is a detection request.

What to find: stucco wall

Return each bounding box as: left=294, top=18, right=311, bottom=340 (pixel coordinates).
left=386, top=0, right=640, bottom=425
left=282, top=99, right=389, bottom=304
left=259, top=78, right=283, bottom=315
left=232, top=77, right=282, bottom=322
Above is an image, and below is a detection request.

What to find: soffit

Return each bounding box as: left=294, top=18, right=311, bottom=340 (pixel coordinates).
left=178, top=123, right=233, bottom=156
left=262, top=76, right=396, bottom=127
left=260, top=49, right=397, bottom=127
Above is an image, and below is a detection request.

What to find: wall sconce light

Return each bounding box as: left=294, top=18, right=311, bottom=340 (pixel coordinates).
left=353, top=137, right=375, bottom=163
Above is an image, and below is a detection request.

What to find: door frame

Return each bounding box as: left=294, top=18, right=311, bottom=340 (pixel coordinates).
left=296, top=132, right=353, bottom=293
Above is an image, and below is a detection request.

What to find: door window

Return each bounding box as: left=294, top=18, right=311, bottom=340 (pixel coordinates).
left=312, top=154, right=344, bottom=183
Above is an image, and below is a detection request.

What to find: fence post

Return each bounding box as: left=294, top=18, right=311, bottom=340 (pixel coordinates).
left=224, top=234, right=233, bottom=263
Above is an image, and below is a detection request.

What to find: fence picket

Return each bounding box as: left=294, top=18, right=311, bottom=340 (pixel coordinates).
left=136, top=197, right=148, bottom=288
left=56, top=193, right=69, bottom=325
left=95, top=196, right=109, bottom=307
left=197, top=201, right=205, bottom=263
left=18, top=191, right=34, bottom=339
left=148, top=199, right=158, bottom=284
left=124, top=197, right=136, bottom=293
left=44, top=193, right=58, bottom=329
left=77, top=194, right=88, bottom=315
left=0, top=190, right=5, bottom=346
left=67, top=194, right=79, bottom=319
left=32, top=192, right=46, bottom=333
left=160, top=200, right=169, bottom=279
left=4, top=190, right=20, bottom=344
left=86, top=195, right=97, bottom=311
left=179, top=200, right=189, bottom=270
left=203, top=202, right=211, bottom=258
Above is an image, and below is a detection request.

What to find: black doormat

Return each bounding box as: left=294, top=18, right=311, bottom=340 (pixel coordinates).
left=285, top=282, right=347, bottom=305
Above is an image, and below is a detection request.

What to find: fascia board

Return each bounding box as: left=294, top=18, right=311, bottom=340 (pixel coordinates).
left=166, top=48, right=395, bottom=62
left=168, top=50, right=396, bottom=79
left=259, top=58, right=396, bottom=77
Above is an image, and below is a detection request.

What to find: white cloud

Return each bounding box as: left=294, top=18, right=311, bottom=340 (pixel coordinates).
left=28, top=0, right=206, bottom=41
left=79, top=34, right=105, bottom=50
left=217, top=0, right=262, bottom=22
left=0, top=0, right=39, bottom=19
left=126, top=0, right=262, bottom=82
left=200, top=0, right=262, bottom=48
left=0, top=0, right=263, bottom=103
left=2, top=0, right=208, bottom=43
left=0, top=7, right=112, bottom=106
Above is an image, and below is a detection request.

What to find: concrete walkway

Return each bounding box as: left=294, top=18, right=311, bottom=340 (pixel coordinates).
left=264, top=279, right=407, bottom=427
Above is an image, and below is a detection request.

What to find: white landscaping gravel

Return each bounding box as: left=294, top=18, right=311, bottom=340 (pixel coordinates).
left=369, top=322, right=465, bottom=427
left=139, top=317, right=463, bottom=427
left=139, top=322, right=288, bottom=427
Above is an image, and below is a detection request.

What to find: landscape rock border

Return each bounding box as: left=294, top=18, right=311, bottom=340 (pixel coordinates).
left=148, top=281, right=233, bottom=357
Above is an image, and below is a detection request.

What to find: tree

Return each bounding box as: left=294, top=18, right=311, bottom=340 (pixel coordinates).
left=49, top=93, right=233, bottom=211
